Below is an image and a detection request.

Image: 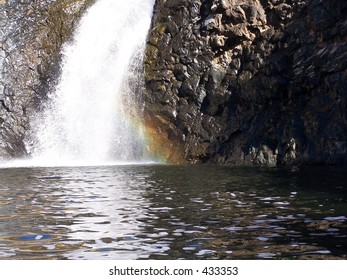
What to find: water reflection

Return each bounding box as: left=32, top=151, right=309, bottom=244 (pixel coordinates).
left=0, top=165, right=346, bottom=259
left=0, top=166, right=154, bottom=259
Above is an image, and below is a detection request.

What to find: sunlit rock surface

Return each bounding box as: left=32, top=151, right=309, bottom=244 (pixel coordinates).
left=144, top=0, right=347, bottom=165
left=0, top=0, right=346, bottom=166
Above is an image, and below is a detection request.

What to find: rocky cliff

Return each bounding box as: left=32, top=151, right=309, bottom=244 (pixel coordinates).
left=0, top=0, right=95, bottom=158
left=0, top=0, right=346, bottom=166
left=144, top=0, right=347, bottom=165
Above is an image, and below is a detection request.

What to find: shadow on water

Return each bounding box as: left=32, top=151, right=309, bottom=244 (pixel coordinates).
left=136, top=165, right=347, bottom=259
left=0, top=165, right=346, bottom=259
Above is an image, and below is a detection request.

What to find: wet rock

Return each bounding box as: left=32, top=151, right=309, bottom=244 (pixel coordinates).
left=248, top=145, right=277, bottom=166
left=179, top=75, right=200, bottom=99
left=0, top=9, right=6, bottom=27
left=206, top=64, right=226, bottom=91
left=0, top=0, right=346, bottom=166
left=144, top=0, right=347, bottom=166
left=0, top=0, right=95, bottom=158
left=282, top=138, right=298, bottom=165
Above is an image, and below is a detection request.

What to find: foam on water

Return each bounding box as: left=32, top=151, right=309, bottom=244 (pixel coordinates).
left=0, top=158, right=157, bottom=169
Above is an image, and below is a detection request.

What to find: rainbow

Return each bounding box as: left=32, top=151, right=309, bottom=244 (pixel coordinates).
left=124, top=111, right=185, bottom=164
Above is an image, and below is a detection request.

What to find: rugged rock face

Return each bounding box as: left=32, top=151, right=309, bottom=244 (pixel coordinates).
left=144, top=0, right=347, bottom=165
left=0, top=0, right=346, bottom=166
left=0, top=0, right=95, bottom=158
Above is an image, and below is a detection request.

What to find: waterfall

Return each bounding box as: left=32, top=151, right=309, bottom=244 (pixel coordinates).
left=25, top=0, right=155, bottom=166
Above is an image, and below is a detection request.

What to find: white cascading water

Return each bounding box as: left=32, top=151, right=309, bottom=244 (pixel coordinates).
left=25, top=0, right=155, bottom=166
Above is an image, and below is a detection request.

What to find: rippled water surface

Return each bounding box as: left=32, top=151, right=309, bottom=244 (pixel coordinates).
left=0, top=165, right=346, bottom=260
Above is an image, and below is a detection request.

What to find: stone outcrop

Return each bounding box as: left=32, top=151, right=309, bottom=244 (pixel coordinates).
left=0, top=0, right=346, bottom=166
left=0, top=0, right=95, bottom=158
left=144, top=0, right=347, bottom=165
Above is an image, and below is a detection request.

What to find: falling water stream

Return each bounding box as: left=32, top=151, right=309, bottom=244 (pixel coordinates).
left=0, top=0, right=346, bottom=261
left=25, top=0, right=155, bottom=166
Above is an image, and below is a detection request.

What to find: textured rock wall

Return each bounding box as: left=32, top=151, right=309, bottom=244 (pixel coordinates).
left=0, top=0, right=346, bottom=166
left=144, top=0, right=347, bottom=165
left=0, top=0, right=95, bottom=159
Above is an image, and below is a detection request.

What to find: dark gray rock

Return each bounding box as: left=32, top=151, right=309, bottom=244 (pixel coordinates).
left=144, top=0, right=347, bottom=166
left=0, top=0, right=346, bottom=166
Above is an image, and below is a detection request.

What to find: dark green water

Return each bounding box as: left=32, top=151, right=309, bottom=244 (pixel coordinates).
left=0, top=165, right=346, bottom=260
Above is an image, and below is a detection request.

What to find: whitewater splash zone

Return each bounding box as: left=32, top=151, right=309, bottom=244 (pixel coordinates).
left=19, top=0, right=156, bottom=167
